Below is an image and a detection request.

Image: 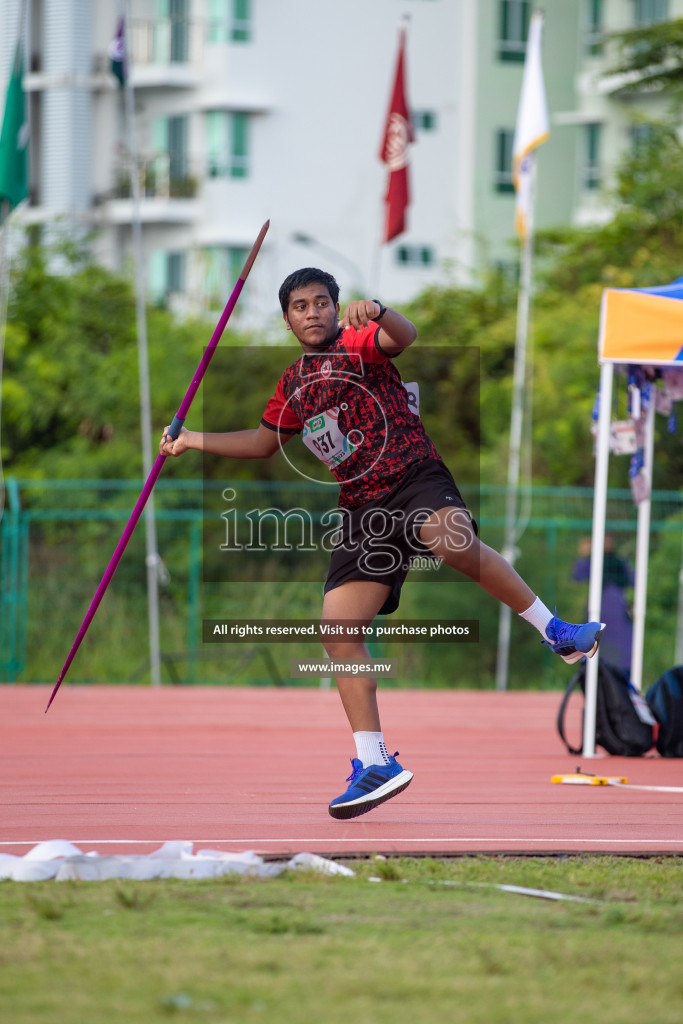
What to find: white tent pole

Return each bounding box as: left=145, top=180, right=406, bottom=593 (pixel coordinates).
left=583, top=361, right=613, bottom=757
left=630, top=394, right=656, bottom=692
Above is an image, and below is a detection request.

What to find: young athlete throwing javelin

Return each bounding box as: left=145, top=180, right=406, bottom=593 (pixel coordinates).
left=160, top=268, right=604, bottom=820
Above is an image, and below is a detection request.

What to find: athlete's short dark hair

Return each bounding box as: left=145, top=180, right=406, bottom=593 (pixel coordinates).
left=278, top=267, right=340, bottom=314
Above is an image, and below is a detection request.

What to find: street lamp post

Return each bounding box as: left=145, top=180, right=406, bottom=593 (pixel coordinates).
left=291, top=232, right=365, bottom=297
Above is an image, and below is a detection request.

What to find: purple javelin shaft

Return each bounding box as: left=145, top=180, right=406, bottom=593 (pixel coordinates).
left=46, top=220, right=270, bottom=712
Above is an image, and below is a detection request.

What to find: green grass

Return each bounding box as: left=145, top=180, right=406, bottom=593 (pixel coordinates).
left=2, top=856, right=682, bottom=1024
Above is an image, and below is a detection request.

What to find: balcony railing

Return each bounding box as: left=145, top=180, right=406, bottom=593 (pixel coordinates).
left=113, top=153, right=199, bottom=201
left=130, top=18, right=204, bottom=67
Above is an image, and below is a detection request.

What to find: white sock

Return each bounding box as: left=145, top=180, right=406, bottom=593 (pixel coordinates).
left=519, top=597, right=554, bottom=641
left=353, top=731, right=390, bottom=767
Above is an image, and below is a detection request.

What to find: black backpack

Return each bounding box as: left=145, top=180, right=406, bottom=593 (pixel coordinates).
left=646, top=667, right=683, bottom=757
left=557, top=661, right=654, bottom=757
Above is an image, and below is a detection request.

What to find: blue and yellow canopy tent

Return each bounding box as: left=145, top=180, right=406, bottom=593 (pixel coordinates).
left=583, top=278, right=683, bottom=756
left=600, top=277, right=683, bottom=363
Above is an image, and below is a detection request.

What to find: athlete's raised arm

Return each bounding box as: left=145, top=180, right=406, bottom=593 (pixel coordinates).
left=159, top=423, right=293, bottom=460
left=338, top=299, right=417, bottom=354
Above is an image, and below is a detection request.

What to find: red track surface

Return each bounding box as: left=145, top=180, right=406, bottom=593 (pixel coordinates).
left=1, top=686, right=682, bottom=857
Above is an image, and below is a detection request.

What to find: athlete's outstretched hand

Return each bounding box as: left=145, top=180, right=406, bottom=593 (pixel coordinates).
left=339, top=300, right=382, bottom=332
left=159, top=425, right=190, bottom=457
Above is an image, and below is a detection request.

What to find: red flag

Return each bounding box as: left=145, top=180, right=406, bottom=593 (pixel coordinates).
left=379, top=25, right=414, bottom=243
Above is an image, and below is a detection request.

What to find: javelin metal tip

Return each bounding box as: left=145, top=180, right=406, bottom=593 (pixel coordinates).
left=240, top=220, right=271, bottom=281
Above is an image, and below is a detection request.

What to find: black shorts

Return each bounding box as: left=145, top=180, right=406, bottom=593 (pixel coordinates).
left=324, top=458, right=477, bottom=615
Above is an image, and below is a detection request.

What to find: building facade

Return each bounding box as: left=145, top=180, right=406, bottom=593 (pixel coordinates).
left=0, top=0, right=679, bottom=325
left=555, top=0, right=680, bottom=228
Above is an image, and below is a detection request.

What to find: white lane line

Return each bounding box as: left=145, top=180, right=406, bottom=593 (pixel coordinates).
left=1, top=837, right=682, bottom=847
left=610, top=783, right=683, bottom=793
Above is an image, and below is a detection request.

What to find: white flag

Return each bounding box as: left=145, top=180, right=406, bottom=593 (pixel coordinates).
left=512, top=10, right=549, bottom=240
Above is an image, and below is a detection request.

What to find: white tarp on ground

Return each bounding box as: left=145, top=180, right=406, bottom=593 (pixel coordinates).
left=0, top=840, right=355, bottom=882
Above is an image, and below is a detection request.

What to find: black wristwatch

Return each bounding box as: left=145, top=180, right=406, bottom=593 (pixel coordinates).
left=372, top=300, right=388, bottom=321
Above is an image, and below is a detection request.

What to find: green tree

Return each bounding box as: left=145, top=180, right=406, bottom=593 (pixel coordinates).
left=6, top=112, right=683, bottom=494
left=607, top=17, right=683, bottom=95
left=1, top=236, right=249, bottom=480
left=404, top=109, right=683, bottom=489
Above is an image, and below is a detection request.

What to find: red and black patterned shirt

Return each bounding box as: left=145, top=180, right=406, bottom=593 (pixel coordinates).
left=261, top=324, right=440, bottom=509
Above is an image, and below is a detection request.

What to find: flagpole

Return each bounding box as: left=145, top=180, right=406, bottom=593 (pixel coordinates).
left=493, top=10, right=548, bottom=692
left=370, top=201, right=384, bottom=295
left=120, top=0, right=163, bottom=689
left=495, top=157, right=537, bottom=692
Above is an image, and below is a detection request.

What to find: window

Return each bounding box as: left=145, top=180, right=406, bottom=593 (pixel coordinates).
left=149, top=250, right=186, bottom=305
left=208, top=0, right=252, bottom=43
left=395, top=245, right=435, bottom=267
left=634, top=0, right=669, bottom=26
left=151, top=115, right=191, bottom=195
left=154, top=0, right=189, bottom=63
left=206, top=111, right=250, bottom=178
left=630, top=122, right=655, bottom=152
left=585, top=0, right=603, bottom=56
left=231, top=0, right=251, bottom=41
left=493, top=260, right=519, bottom=289
left=583, top=123, right=602, bottom=190
left=168, top=116, right=188, bottom=180
left=203, top=246, right=249, bottom=307
left=412, top=110, right=438, bottom=132
left=167, top=252, right=184, bottom=293
left=498, top=0, right=530, bottom=62
left=494, top=129, right=515, bottom=192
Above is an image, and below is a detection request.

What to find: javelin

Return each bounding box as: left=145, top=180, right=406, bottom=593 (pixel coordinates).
left=45, top=219, right=270, bottom=712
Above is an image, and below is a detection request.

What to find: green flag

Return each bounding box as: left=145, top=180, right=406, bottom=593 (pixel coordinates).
left=0, top=41, right=29, bottom=213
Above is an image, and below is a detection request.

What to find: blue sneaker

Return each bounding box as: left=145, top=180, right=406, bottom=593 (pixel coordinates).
left=328, top=753, right=413, bottom=820
left=544, top=613, right=606, bottom=665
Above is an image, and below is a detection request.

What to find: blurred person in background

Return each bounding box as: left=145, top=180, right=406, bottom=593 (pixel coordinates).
left=573, top=534, right=634, bottom=673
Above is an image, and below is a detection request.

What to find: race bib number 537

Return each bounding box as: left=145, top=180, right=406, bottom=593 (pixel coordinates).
left=301, top=407, right=357, bottom=469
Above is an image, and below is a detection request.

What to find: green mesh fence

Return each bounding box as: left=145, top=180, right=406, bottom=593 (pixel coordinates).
left=2, top=478, right=682, bottom=690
